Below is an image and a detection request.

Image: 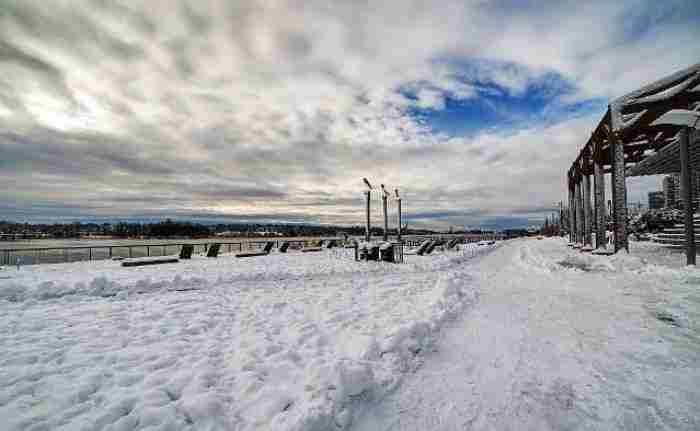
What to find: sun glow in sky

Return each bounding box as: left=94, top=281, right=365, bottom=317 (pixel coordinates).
left=1, top=1, right=699, bottom=228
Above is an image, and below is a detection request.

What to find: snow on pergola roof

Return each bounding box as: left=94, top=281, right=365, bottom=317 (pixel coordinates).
left=568, top=61, right=700, bottom=181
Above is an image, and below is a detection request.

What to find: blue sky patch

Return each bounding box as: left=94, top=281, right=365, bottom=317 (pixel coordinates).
left=404, top=63, right=605, bottom=137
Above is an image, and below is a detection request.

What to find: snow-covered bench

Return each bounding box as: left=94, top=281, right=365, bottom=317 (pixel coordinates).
left=121, top=256, right=179, bottom=267
left=301, top=239, right=324, bottom=253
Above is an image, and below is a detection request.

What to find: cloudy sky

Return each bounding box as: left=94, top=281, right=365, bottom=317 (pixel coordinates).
left=1, top=0, right=699, bottom=229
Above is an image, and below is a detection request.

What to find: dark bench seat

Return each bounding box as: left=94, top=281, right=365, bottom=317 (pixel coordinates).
left=121, top=256, right=179, bottom=267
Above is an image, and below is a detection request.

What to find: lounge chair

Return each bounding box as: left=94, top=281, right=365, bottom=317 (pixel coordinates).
left=445, top=238, right=460, bottom=250
left=404, top=240, right=432, bottom=256
left=206, top=243, right=221, bottom=258
left=278, top=241, right=290, bottom=253
left=179, top=244, right=194, bottom=259
left=423, top=241, right=438, bottom=255
left=325, top=239, right=337, bottom=249
left=236, top=241, right=274, bottom=258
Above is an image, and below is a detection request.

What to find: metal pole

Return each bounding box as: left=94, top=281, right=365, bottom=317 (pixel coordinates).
left=365, top=190, right=371, bottom=242
left=397, top=198, right=402, bottom=243
left=382, top=193, right=388, bottom=241
left=680, top=126, right=696, bottom=265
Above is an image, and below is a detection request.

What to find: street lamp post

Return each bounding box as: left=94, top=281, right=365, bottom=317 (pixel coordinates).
left=381, top=184, right=389, bottom=241
left=363, top=178, right=373, bottom=242
left=395, top=188, right=402, bottom=243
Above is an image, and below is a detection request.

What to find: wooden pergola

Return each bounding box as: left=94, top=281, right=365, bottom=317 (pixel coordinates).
left=567, top=62, right=700, bottom=264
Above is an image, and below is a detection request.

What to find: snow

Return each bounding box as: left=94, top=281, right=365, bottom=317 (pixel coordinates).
left=353, top=238, right=700, bottom=430
left=0, top=244, right=491, bottom=430
left=3, top=238, right=699, bottom=430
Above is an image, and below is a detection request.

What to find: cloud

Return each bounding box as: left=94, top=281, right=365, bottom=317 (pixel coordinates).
left=0, top=0, right=698, bottom=228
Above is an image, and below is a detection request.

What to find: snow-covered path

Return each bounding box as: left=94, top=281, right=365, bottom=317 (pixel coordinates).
left=353, top=238, right=700, bottom=430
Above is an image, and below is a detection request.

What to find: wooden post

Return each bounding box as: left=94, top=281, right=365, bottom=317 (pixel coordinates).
left=610, top=132, right=628, bottom=252
left=680, top=126, right=696, bottom=265
left=365, top=190, right=371, bottom=242
left=583, top=173, right=592, bottom=249
left=575, top=179, right=583, bottom=246
left=569, top=184, right=575, bottom=244
left=593, top=156, right=607, bottom=250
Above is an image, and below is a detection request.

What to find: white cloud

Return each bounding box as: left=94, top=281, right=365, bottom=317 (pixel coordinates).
left=0, top=0, right=697, bottom=227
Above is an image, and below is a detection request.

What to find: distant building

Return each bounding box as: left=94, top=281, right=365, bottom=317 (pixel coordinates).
left=662, top=172, right=700, bottom=210
left=648, top=191, right=664, bottom=210
left=663, top=174, right=678, bottom=209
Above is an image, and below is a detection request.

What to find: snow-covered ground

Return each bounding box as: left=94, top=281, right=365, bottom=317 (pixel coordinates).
left=354, top=238, right=700, bottom=430
left=2, top=239, right=700, bottom=430
left=0, top=244, right=493, bottom=430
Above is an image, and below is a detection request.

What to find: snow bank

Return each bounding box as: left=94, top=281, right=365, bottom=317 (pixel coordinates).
left=0, top=245, right=492, bottom=430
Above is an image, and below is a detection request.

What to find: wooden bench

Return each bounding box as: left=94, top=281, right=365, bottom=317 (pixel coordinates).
left=121, top=256, right=179, bottom=267
left=301, top=247, right=323, bottom=253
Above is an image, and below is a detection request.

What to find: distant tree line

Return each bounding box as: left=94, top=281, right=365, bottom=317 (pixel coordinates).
left=0, top=219, right=497, bottom=239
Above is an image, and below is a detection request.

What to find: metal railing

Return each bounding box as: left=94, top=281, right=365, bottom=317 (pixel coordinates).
left=0, top=238, right=336, bottom=266
left=0, top=233, right=504, bottom=266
